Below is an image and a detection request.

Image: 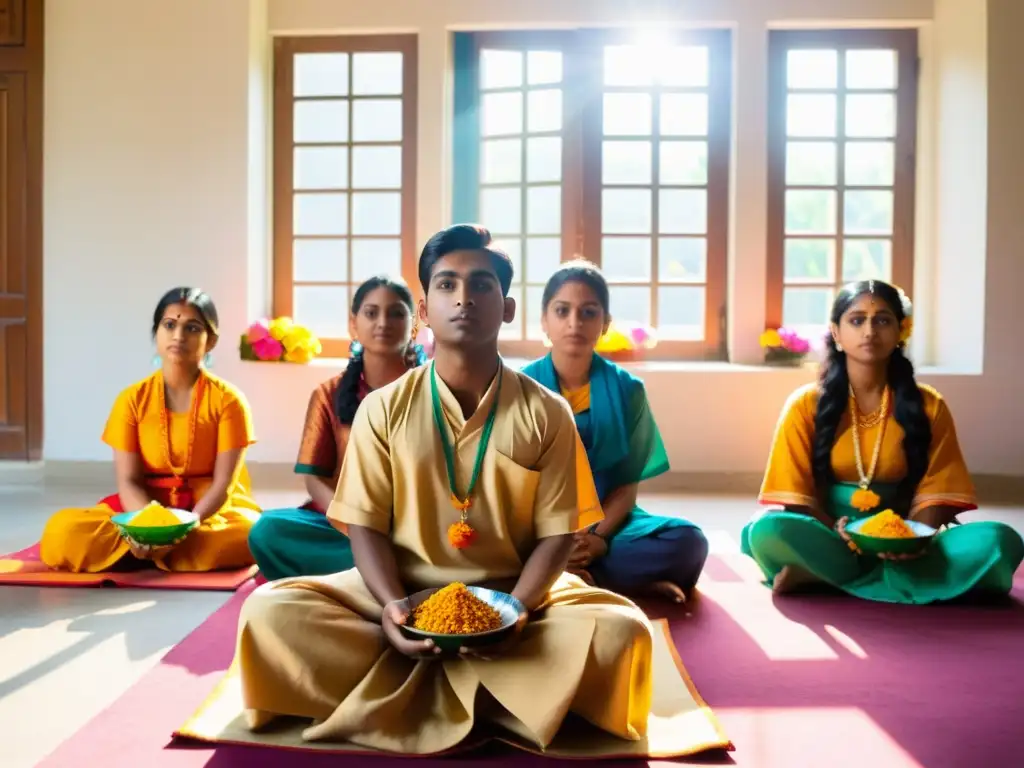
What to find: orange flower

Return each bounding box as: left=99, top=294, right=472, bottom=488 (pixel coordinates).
left=850, top=488, right=881, bottom=513
left=447, top=520, right=476, bottom=549
left=450, top=494, right=471, bottom=513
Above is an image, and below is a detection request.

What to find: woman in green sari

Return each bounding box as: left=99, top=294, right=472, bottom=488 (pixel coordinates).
left=523, top=261, right=709, bottom=603
left=742, top=280, right=1023, bottom=603
left=248, top=276, right=426, bottom=581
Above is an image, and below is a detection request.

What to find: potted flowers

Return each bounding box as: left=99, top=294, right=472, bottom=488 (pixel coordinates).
left=759, top=327, right=811, bottom=367
left=240, top=317, right=322, bottom=364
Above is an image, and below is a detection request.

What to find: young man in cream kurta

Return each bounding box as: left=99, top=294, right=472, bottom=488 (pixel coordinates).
left=236, top=225, right=654, bottom=755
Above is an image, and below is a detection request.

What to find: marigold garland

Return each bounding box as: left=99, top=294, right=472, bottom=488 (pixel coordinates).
left=447, top=520, right=476, bottom=549
left=850, top=488, right=882, bottom=513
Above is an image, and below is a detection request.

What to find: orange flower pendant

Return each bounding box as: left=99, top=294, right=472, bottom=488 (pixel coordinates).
left=850, top=488, right=881, bottom=513
left=447, top=520, right=476, bottom=549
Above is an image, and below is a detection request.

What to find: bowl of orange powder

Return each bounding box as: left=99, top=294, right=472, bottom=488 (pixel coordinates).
left=111, top=502, right=198, bottom=546
left=400, top=583, right=526, bottom=653
left=846, top=509, right=936, bottom=557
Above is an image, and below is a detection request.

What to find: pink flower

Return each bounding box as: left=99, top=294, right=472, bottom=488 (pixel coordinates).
left=415, top=326, right=435, bottom=358
left=251, top=336, right=284, bottom=361
left=777, top=327, right=810, bottom=354
left=246, top=320, right=270, bottom=344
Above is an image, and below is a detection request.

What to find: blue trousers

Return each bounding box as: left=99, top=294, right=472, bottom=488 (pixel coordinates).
left=588, top=522, right=709, bottom=593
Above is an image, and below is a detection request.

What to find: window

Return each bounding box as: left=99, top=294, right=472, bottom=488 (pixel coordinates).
left=453, top=30, right=731, bottom=359
left=766, top=30, right=918, bottom=336
left=272, top=36, right=418, bottom=357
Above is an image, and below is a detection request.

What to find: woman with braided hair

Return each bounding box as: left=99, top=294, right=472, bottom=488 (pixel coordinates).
left=742, top=280, right=1022, bottom=603
left=248, top=276, right=427, bottom=581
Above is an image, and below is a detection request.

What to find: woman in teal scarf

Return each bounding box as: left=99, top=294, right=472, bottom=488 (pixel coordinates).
left=522, top=261, right=709, bottom=603
left=743, top=280, right=1023, bottom=603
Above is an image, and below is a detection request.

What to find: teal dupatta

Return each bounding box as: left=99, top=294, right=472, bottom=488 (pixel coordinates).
left=521, top=353, right=684, bottom=545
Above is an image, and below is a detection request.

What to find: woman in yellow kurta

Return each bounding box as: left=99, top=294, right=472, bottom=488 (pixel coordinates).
left=235, top=225, right=651, bottom=754
left=742, top=280, right=1023, bottom=603
left=40, top=287, right=260, bottom=573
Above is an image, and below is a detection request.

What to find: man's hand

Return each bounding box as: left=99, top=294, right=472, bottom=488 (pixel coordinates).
left=459, top=609, right=528, bottom=661
left=381, top=598, right=441, bottom=659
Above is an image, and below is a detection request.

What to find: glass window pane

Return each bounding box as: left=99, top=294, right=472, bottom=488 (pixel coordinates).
left=845, top=49, right=897, bottom=90
left=526, top=137, right=562, bottom=182
left=352, top=99, right=402, bottom=142
left=660, top=141, right=708, bottom=185
left=480, top=49, right=522, bottom=89
left=499, top=285, right=523, bottom=339
left=659, top=189, right=707, bottom=235
left=844, top=190, right=894, bottom=235
left=787, top=49, right=838, bottom=90
left=608, top=286, right=651, bottom=326
left=602, top=189, right=652, bottom=234
left=294, top=147, right=348, bottom=190
left=602, top=237, right=652, bottom=282
left=482, top=91, right=524, bottom=137
left=782, top=287, right=833, bottom=333
left=527, top=89, right=562, bottom=133
left=787, top=94, right=837, bottom=138
left=352, top=146, right=401, bottom=189
left=658, top=286, right=705, bottom=340
left=784, top=238, right=835, bottom=282
left=481, top=138, right=523, bottom=184
left=659, top=237, right=706, bottom=283
left=351, top=192, right=402, bottom=236
left=845, top=142, right=895, bottom=186
left=526, top=285, right=547, bottom=340
left=293, top=238, right=348, bottom=283
left=604, top=45, right=652, bottom=87
left=786, top=142, right=836, bottom=186
left=351, top=238, right=402, bottom=281
left=528, top=51, right=562, bottom=85
left=294, top=100, right=349, bottom=143
left=480, top=187, right=522, bottom=235
left=785, top=190, right=837, bottom=235
left=660, top=46, right=709, bottom=87
left=526, top=237, right=562, bottom=282
left=526, top=186, right=561, bottom=235
left=603, top=141, right=652, bottom=185
left=604, top=93, right=652, bottom=136
left=294, top=285, right=350, bottom=338
left=294, top=193, right=347, bottom=236
left=660, top=93, right=709, bottom=136
left=352, top=52, right=403, bottom=95
left=845, top=94, right=896, bottom=138
left=842, top=239, right=892, bottom=282
left=294, top=53, right=349, bottom=98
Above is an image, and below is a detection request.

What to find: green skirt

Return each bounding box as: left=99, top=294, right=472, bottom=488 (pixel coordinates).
left=741, top=484, right=1024, bottom=604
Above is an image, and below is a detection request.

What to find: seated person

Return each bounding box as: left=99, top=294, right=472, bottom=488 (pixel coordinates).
left=523, top=261, right=709, bottom=603
left=235, top=224, right=654, bottom=754
left=40, top=287, right=260, bottom=573
left=248, top=276, right=426, bottom=581
left=743, top=280, right=1023, bottom=603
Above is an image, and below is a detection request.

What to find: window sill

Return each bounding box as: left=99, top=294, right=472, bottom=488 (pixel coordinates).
left=236, top=357, right=982, bottom=377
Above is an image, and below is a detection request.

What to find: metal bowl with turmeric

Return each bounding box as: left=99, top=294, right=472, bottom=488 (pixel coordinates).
left=846, top=509, right=936, bottom=557
left=399, top=583, right=525, bottom=652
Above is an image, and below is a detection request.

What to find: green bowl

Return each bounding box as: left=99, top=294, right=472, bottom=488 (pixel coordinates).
left=399, top=586, right=525, bottom=653
left=846, top=517, right=936, bottom=557
left=111, top=508, right=198, bottom=546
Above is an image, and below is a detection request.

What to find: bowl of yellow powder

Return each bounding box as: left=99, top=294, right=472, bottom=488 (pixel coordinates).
left=111, top=503, right=198, bottom=546
left=399, top=583, right=526, bottom=653
left=846, top=509, right=936, bottom=556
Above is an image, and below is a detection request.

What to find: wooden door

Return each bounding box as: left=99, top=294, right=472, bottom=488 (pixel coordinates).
left=0, top=0, right=42, bottom=460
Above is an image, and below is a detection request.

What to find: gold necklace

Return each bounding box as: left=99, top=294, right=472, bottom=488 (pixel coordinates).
left=848, top=385, right=889, bottom=512
left=158, top=371, right=203, bottom=508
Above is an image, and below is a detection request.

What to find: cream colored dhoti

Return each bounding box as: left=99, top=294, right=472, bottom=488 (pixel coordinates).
left=237, top=570, right=654, bottom=755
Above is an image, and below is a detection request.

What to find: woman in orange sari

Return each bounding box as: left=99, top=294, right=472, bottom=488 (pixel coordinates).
left=248, top=276, right=425, bottom=581
left=743, top=280, right=1023, bottom=603
left=40, top=287, right=260, bottom=573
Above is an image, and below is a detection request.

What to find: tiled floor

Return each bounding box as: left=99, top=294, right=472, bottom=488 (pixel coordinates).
left=1, top=485, right=1022, bottom=768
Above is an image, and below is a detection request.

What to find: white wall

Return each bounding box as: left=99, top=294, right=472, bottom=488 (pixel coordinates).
left=43, top=0, right=1024, bottom=476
